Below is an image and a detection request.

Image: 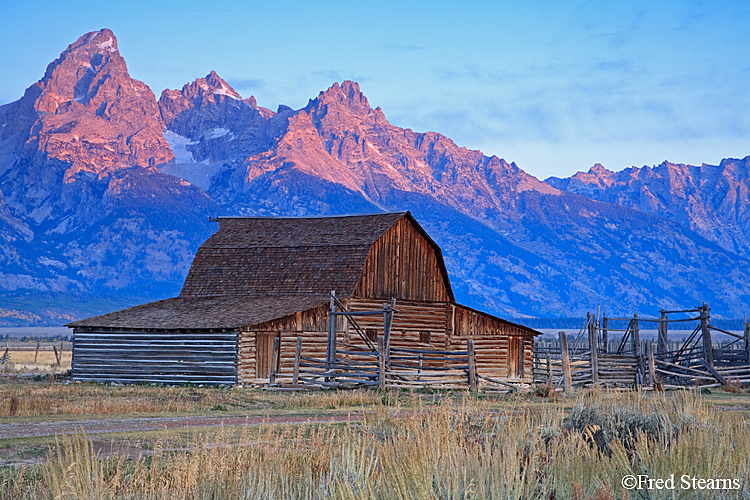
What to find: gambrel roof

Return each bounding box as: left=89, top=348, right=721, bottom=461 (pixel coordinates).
left=69, top=212, right=455, bottom=329
left=181, top=212, right=435, bottom=298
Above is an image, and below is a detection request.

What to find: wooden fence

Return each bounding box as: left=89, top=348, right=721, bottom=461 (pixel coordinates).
left=533, top=303, right=750, bottom=390
left=261, top=292, right=524, bottom=391
left=272, top=337, right=484, bottom=390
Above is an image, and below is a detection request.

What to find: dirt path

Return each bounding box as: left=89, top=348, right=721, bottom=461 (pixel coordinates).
left=0, top=413, right=366, bottom=440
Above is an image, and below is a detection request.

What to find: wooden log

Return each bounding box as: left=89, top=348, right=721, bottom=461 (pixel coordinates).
left=467, top=339, right=477, bottom=391
left=646, top=340, right=655, bottom=386
left=701, top=302, right=714, bottom=367
left=559, top=332, right=573, bottom=394
left=269, top=337, right=280, bottom=385
left=326, top=292, right=337, bottom=371
left=589, top=318, right=598, bottom=384
left=632, top=314, right=643, bottom=386
left=654, top=368, right=715, bottom=381
left=699, top=358, right=726, bottom=386
left=378, top=337, right=385, bottom=390
left=293, top=337, right=302, bottom=385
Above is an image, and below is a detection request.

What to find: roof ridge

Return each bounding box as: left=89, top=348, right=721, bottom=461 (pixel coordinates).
left=210, top=211, right=407, bottom=221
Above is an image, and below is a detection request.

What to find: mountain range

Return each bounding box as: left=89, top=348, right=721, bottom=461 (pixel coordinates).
left=2, top=29, right=749, bottom=325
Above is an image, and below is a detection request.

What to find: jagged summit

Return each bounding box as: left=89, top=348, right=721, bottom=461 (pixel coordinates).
left=546, top=156, right=750, bottom=256
left=159, top=70, right=246, bottom=126
left=3, top=29, right=750, bottom=323
left=158, top=70, right=280, bottom=166
left=0, top=29, right=216, bottom=302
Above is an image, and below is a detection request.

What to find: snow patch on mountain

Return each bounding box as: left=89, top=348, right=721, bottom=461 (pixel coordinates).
left=204, top=128, right=232, bottom=140
left=163, top=130, right=197, bottom=163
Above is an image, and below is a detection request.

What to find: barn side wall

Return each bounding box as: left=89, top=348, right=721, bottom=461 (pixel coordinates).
left=451, top=305, right=535, bottom=382
left=237, top=299, right=536, bottom=383
left=72, top=328, right=238, bottom=385
left=354, top=217, right=451, bottom=302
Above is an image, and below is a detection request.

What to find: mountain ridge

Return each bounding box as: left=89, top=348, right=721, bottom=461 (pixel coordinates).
left=1, top=29, right=749, bottom=324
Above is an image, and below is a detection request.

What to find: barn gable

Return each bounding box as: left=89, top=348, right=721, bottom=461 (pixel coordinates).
left=354, top=214, right=453, bottom=302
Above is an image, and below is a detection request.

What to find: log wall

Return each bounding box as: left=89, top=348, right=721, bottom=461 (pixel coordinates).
left=72, top=328, right=238, bottom=385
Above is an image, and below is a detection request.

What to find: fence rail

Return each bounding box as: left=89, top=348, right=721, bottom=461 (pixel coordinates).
left=534, top=303, right=750, bottom=390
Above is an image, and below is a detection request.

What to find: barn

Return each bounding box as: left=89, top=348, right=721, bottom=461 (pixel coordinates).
left=68, top=212, right=539, bottom=387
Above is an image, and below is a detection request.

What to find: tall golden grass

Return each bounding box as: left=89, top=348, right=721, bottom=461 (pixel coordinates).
left=2, top=389, right=749, bottom=499
left=0, top=382, right=384, bottom=417
left=0, top=348, right=71, bottom=372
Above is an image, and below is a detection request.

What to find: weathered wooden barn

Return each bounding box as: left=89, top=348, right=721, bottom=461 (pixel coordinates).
left=68, top=212, right=539, bottom=386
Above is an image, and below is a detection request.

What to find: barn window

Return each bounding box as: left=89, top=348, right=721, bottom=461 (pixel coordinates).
left=366, top=328, right=377, bottom=342
left=419, top=331, right=431, bottom=344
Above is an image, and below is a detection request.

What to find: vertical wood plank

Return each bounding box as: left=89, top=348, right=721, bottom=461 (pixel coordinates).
left=269, top=336, right=279, bottom=384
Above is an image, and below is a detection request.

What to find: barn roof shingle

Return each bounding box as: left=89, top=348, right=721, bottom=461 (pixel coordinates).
left=68, top=294, right=330, bottom=330
left=180, top=212, right=408, bottom=298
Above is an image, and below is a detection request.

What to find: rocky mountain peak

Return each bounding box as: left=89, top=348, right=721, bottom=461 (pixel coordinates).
left=0, top=28, right=175, bottom=224
left=307, top=81, right=371, bottom=120
left=159, top=70, right=249, bottom=127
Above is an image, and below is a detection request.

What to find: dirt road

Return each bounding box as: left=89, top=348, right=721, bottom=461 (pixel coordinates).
left=0, top=413, right=366, bottom=440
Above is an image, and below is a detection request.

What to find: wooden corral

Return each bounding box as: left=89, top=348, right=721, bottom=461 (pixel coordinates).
left=68, top=212, right=539, bottom=388
left=534, top=303, right=750, bottom=390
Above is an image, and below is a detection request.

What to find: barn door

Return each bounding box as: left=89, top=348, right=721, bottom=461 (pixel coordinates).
left=256, top=332, right=280, bottom=379
left=507, top=337, right=524, bottom=379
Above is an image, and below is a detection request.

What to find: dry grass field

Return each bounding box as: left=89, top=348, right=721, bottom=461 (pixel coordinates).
left=0, top=381, right=749, bottom=499
left=0, top=343, right=71, bottom=372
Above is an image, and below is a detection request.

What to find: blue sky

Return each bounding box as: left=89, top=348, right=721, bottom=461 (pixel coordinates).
left=1, top=0, right=748, bottom=179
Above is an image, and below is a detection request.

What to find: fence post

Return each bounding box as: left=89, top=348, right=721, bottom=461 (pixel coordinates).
left=701, top=302, right=714, bottom=367
left=745, top=315, right=750, bottom=366
left=293, top=337, right=302, bottom=385
left=383, top=299, right=396, bottom=369
left=588, top=317, right=599, bottom=384
left=270, top=336, right=280, bottom=385
left=467, top=339, right=477, bottom=391
left=53, top=345, right=60, bottom=366
left=559, top=331, right=573, bottom=394
left=646, top=341, right=656, bottom=386
left=602, top=314, right=608, bottom=353
left=34, top=341, right=39, bottom=363
left=658, top=309, right=668, bottom=355
left=326, top=291, right=337, bottom=372
left=378, top=337, right=386, bottom=390
left=632, top=314, right=643, bottom=385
